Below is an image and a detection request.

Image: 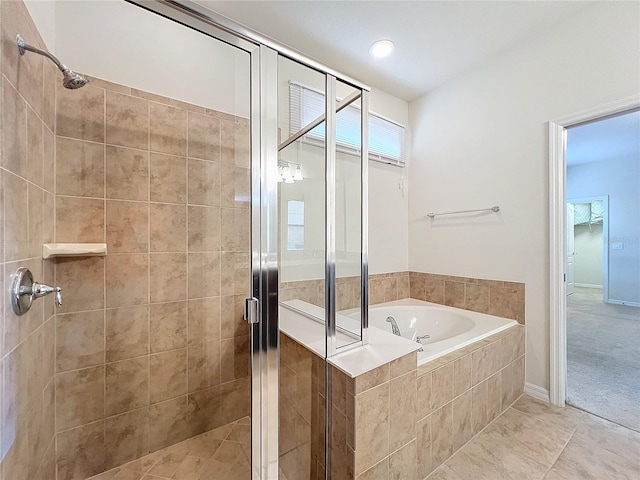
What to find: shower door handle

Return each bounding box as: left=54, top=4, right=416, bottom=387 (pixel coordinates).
left=244, top=297, right=259, bottom=324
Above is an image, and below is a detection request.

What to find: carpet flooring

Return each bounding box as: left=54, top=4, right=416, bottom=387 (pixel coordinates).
left=567, top=287, right=640, bottom=432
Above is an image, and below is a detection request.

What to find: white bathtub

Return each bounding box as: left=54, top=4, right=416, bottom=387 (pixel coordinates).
left=345, top=298, right=518, bottom=364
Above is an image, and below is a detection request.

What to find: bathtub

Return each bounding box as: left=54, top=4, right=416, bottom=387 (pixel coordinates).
left=344, top=298, right=518, bottom=364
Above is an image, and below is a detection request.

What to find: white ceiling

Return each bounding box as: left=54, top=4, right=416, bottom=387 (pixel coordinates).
left=567, top=111, right=640, bottom=167
left=198, top=1, right=594, bottom=101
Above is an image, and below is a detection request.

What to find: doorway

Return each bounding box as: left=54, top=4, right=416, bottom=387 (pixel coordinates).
left=549, top=103, right=640, bottom=433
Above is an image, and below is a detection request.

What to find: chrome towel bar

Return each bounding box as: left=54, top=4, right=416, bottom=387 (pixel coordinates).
left=427, top=206, right=500, bottom=218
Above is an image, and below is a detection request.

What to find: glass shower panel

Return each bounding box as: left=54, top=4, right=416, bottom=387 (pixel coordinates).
left=334, top=80, right=363, bottom=350
left=277, top=56, right=327, bottom=479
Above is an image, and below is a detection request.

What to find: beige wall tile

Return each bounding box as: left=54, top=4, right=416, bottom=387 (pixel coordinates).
left=354, top=364, right=389, bottom=395
left=150, top=102, right=187, bottom=156
left=149, top=253, right=187, bottom=303
left=444, top=281, right=465, bottom=309
left=188, top=158, right=220, bottom=206
left=187, top=344, right=208, bottom=393
left=431, top=362, right=454, bottom=412
left=150, top=153, right=186, bottom=204
left=106, top=145, right=149, bottom=201
left=220, top=164, right=250, bottom=209
left=390, top=352, right=416, bottom=379
left=187, top=206, right=220, bottom=251
left=219, top=119, right=236, bottom=166
left=188, top=112, right=220, bottom=161
left=452, top=390, right=473, bottom=452
left=105, top=357, right=149, bottom=416
left=26, top=105, right=44, bottom=187
left=106, top=305, right=149, bottom=362
left=417, top=372, right=432, bottom=421
left=220, top=295, right=246, bottom=340
left=453, top=354, right=472, bottom=398
left=56, top=137, right=105, bottom=197
left=56, top=83, right=105, bottom=143
left=513, top=355, right=525, bottom=400
left=149, top=396, right=189, bottom=452
left=105, top=407, right=150, bottom=469
left=431, top=402, right=454, bottom=467
left=489, top=284, right=520, bottom=321
left=149, top=349, right=187, bottom=404
left=56, top=310, right=105, bottom=372
left=106, top=200, right=149, bottom=253
left=2, top=76, right=28, bottom=178
left=150, top=203, right=187, bottom=252
left=56, top=365, right=105, bottom=431
left=417, top=414, right=432, bottom=479
left=27, top=185, right=44, bottom=261
left=220, top=335, right=249, bottom=382
left=56, top=196, right=105, bottom=243
left=56, top=257, right=105, bottom=314
left=106, top=91, right=149, bottom=150
left=220, top=208, right=249, bottom=252
left=150, top=301, right=187, bottom=353
left=471, top=379, right=488, bottom=435
left=4, top=171, right=29, bottom=261
left=187, top=252, right=220, bottom=299
left=354, top=382, right=389, bottom=475
left=106, top=254, right=149, bottom=308
left=424, top=275, right=445, bottom=304
left=389, top=370, right=417, bottom=452
left=488, top=372, right=503, bottom=424
left=389, top=439, right=416, bottom=480
left=187, top=297, right=221, bottom=345
left=465, top=283, right=490, bottom=314
left=220, top=252, right=249, bottom=297
left=356, top=457, right=388, bottom=480
left=56, top=421, right=106, bottom=480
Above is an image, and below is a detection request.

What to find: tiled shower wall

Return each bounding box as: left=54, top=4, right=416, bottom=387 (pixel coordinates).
left=0, top=1, right=57, bottom=479
left=52, top=76, right=251, bottom=479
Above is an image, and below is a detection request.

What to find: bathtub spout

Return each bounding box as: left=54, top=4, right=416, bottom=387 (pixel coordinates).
left=416, top=334, right=430, bottom=352
left=385, top=316, right=401, bottom=336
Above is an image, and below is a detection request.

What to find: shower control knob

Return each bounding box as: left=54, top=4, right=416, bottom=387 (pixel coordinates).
left=11, top=268, right=63, bottom=316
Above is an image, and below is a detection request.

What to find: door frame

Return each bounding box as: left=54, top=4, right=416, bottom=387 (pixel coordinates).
left=548, top=95, right=640, bottom=407
left=566, top=195, right=610, bottom=300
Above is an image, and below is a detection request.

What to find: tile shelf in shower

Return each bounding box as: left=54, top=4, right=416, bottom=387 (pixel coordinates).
left=42, top=243, right=107, bottom=259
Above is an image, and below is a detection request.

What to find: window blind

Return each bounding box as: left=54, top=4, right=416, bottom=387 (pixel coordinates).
left=289, top=82, right=406, bottom=166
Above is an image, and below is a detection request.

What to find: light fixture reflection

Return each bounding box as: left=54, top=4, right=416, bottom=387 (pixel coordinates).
left=293, top=165, right=303, bottom=181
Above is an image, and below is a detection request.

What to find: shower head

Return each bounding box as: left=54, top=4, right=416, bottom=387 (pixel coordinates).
left=16, top=34, right=88, bottom=89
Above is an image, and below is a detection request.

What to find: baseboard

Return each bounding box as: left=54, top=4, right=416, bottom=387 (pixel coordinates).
left=575, top=283, right=603, bottom=289
left=524, top=383, right=550, bottom=403
left=607, top=299, right=640, bottom=308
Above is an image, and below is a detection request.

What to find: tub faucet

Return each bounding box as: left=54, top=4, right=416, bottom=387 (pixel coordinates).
left=416, top=334, right=430, bottom=352
left=385, top=316, right=401, bottom=336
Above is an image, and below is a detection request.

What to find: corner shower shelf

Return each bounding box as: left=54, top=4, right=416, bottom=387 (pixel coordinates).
left=42, top=243, right=107, bottom=260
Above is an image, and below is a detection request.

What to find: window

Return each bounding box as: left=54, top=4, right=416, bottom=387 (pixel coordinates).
left=289, top=82, right=406, bottom=166
left=287, top=200, right=305, bottom=251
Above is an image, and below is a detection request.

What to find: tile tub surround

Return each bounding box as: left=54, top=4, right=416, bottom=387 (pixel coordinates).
left=51, top=74, right=251, bottom=479
left=281, top=270, right=524, bottom=324
left=0, top=1, right=58, bottom=479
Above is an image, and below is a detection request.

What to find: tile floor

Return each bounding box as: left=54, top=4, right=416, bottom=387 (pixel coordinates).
left=428, top=395, right=640, bottom=480
left=86, top=417, right=250, bottom=480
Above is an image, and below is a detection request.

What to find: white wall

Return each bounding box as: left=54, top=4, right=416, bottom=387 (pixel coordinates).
left=31, top=0, right=250, bottom=117
left=573, top=224, right=604, bottom=288
left=568, top=157, right=640, bottom=303
left=408, top=2, right=640, bottom=391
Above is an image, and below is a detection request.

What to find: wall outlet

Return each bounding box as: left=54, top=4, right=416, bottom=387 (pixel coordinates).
left=611, top=242, right=624, bottom=250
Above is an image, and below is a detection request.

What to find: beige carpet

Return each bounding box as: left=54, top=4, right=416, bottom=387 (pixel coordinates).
left=567, top=287, right=640, bottom=432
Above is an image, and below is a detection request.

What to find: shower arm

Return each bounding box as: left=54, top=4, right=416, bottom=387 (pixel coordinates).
left=17, top=35, right=69, bottom=72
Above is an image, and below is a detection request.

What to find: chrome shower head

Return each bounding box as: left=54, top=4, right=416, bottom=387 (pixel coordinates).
left=17, top=34, right=88, bottom=89
left=62, top=69, right=88, bottom=89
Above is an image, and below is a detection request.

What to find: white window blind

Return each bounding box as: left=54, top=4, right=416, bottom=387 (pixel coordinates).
left=289, top=82, right=406, bottom=166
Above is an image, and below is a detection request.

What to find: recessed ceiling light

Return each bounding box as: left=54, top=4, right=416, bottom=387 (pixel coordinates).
left=370, top=39, right=395, bottom=59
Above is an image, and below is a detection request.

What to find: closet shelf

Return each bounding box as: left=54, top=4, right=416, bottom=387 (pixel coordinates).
left=42, top=243, right=107, bottom=259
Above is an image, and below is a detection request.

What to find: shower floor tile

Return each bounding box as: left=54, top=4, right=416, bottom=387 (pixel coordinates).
left=86, top=417, right=251, bottom=480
